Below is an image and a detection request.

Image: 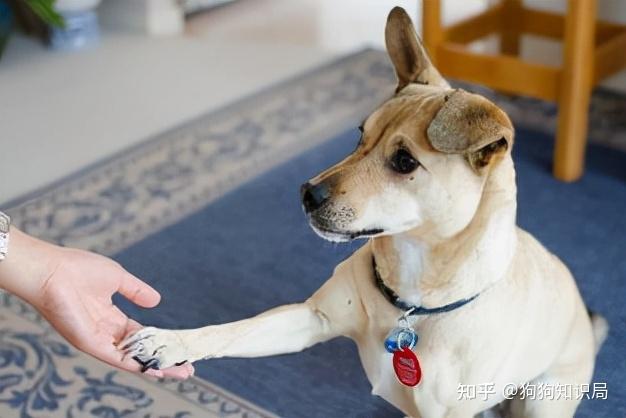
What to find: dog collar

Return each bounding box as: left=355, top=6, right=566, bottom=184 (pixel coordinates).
left=372, top=256, right=479, bottom=316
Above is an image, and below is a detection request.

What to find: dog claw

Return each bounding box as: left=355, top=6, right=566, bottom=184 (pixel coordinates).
left=123, top=344, right=144, bottom=361
left=120, top=333, right=153, bottom=350
left=134, top=355, right=161, bottom=372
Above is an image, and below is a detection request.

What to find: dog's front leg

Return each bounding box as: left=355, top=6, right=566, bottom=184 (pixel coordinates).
left=122, top=302, right=331, bottom=370
left=121, top=264, right=361, bottom=370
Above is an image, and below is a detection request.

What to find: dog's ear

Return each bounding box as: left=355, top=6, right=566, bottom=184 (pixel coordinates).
left=427, top=90, right=513, bottom=170
left=385, top=6, right=449, bottom=92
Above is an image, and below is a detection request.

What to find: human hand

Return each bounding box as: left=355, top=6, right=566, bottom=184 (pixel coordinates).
left=0, top=228, right=193, bottom=379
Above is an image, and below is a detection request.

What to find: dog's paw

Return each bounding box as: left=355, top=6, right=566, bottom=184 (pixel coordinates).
left=120, top=327, right=191, bottom=372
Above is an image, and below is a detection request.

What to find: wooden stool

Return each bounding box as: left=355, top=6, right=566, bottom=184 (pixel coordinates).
left=422, top=0, right=626, bottom=181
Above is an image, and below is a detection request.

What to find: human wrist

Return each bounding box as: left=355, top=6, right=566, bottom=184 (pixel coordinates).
left=0, top=227, right=61, bottom=306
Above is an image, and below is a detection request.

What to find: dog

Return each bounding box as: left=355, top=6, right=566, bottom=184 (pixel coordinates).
left=121, top=7, right=607, bottom=418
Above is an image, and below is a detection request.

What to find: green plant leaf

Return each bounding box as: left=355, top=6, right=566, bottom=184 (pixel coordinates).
left=24, top=0, right=65, bottom=28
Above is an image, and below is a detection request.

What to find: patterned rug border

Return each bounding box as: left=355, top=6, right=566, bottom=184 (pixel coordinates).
left=151, top=377, right=281, bottom=418
left=0, top=289, right=279, bottom=418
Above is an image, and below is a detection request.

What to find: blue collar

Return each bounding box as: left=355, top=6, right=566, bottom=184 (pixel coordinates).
left=373, top=256, right=479, bottom=316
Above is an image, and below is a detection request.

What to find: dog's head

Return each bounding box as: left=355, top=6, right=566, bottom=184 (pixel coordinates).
left=301, top=7, right=514, bottom=243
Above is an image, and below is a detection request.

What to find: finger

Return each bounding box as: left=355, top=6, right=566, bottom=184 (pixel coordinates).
left=145, top=368, right=164, bottom=378
left=118, top=272, right=161, bottom=308
left=123, top=318, right=143, bottom=335
left=161, top=363, right=195, bottom=380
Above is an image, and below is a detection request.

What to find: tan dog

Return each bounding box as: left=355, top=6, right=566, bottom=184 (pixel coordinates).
left=121, top=8, right=607, bottom=418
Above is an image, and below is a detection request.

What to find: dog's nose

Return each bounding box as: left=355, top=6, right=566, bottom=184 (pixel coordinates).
left=301, top=181, right=330, bottom=213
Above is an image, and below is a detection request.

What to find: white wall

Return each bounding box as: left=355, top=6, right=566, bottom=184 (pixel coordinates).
left=316, top=0, right=490, bottom=52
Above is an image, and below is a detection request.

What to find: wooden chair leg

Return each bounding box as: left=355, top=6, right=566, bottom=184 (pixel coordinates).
left=500, top=0, right=522, bottom=56
left=554, top=0, right=596, bottom=181
left=422, top=0, right=443, bottom=64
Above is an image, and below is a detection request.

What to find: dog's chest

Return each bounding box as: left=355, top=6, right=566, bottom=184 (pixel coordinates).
left=391, top=238, right=427, bottom=305
left=356, top=333, right=422, bottom=416
left=354, top=320, right=456, bottom=417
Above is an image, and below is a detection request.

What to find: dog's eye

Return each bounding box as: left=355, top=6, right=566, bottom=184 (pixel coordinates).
left=390, top=149, right=419, bottom=174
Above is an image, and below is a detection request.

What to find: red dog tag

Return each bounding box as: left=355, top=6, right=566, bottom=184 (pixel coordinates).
left=392, top=347, right=421, bottom=386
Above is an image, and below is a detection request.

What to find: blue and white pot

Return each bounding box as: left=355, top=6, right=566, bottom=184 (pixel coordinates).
left=50, top=0, right=101, bottom=51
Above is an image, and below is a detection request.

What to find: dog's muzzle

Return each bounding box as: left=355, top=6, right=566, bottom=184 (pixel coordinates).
left=300, top=180, right=383, bottom=241
left=300, top=181, right=330, bottom=214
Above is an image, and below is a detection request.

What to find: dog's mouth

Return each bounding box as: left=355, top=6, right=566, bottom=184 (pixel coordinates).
left=303, top=200, right=385, bottom=242
left=309, top=222, right=385, bottom=243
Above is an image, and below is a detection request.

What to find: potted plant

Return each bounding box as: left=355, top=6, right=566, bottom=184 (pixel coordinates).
left=1, top=0, right=64, bottom=57
left=1, top=0, right=104, bottom=57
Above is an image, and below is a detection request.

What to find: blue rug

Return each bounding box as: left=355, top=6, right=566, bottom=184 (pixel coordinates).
left=4, top=50, right=625, bottom=418
left=113, top=123, right=625, bottom=417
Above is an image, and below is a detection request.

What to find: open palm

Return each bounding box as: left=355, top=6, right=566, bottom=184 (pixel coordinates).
left=34, top=247, right=194, bottom=379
